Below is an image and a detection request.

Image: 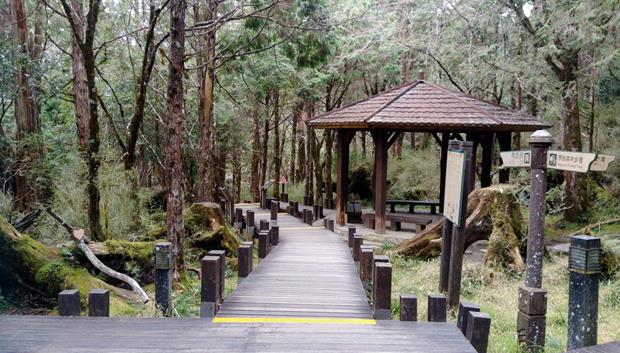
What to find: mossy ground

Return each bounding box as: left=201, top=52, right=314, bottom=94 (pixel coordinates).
left=389, top=255, right=620, bottom=353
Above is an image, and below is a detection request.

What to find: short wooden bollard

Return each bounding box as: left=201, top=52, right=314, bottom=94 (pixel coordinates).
left=154, top=242, right=172, bottom=315
left=270, top=224, right=279, bottom=246
left=313, top=204, right=319, bottom=221
left=208, top=250, right=226, bottom=303
left=238, top=244, right=252, bottom=283
left=58, top=289, right=81, bottom=316
left=373, top=262, right=392, bottom=320
left=305, top=210, right=313, bottom=225
left=281, top=193, right=288, bottom=202
left=200, top=255, right=221, bottom=317
left=352, top=235, right=363, bottom=262
left=88, top=289, right=110, bottom=317
left=427, top=294, right=447, bottom=322
left=360, top=248, right=374, bottom=283
left=347, top=226, right=356, bottom=248
left=517, top=286, right=547, bottom=350
left=318, top=205, right=324, bottom=218
left=246, top=210, right=255, bottom=235
left=399, top=294, right=417, bottom=321
left=372, top=255, right=389, bottom=286
left=270, top=201, right=278, bottom=221
left=458, top=301, right=481, bottom=335
left=293, top=202, right=300, bottom=217
left=567, top=235, right=601, bottom=350
left=466, top=311, right=491, bottom=353
left=235, top=208, right=243, bottom=231
left=258, top=230, right=270, bottom=259
left=327, top=218, right=334, bottom=232
left=259, top=219, right=269, bottom=231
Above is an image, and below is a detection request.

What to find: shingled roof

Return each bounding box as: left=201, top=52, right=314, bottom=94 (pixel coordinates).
left=307, top=79, right=551, bottom=132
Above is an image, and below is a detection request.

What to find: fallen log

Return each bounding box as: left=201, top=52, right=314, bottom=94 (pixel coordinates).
left=393, top=185, right=527, bottom=271
left=46, top=208, right=150, bottom=302
left=0, top=214, right=142, bottom=308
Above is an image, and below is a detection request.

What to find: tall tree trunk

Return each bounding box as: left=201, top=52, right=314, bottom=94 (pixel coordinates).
left=10, top=0, right=41, bottom=211
left=410, top=132, right=415, bottom=149
left=232, top=149, right=241, bottom=203
left=360, top=132, right=366, bottom=158
left=260, top=115, right=269, bottom=188
left=271, top=91, right=281, bottom=199
left=196, top=0, right=217, bottom=202
left=250, top=106, right=261, bottom=202
left=392, top=134, right=403, bottom=158
left=324, top=129, right=333, bottom=206
left=560, top=78, right=585, bottom=221
left=69, top=0, right=90, bottom=152
left=164, top=0, right=186, bottom=277
left=290, top=102, right=301, bottom=185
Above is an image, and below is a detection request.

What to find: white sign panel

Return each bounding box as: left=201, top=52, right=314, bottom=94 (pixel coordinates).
left=444, top=151, right=466, bottom=226
left=590, top=154, right=616, bottom=172
left=500, top=150, right=531, bottom=168
left=547, top=151, right=597, bottom=173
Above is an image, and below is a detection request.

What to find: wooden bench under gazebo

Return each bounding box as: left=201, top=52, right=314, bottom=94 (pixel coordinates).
left=307, top=71, right=551, bottom=234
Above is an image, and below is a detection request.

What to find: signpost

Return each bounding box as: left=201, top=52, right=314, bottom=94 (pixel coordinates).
left=500, top=130, right=615, bottom=352
left=279, top=175, right=288, bottom=194
left=444, top=150, right=466, bottom=227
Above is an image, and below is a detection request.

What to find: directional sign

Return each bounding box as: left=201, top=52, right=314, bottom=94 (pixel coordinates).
left=444, top=150, right=466, bottom=226
left=590, top=154, right=616, bottom=172
left=500, top=150, right=531, bottom=168
left=546, top=151, right=597, bottom=173
left=279, top=175, right=288, bottom=184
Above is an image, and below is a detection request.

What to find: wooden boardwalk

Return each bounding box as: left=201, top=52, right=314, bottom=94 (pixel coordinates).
left=218, top=206, right=372, bottom=319
left=0, top=203, right=478, bottom=352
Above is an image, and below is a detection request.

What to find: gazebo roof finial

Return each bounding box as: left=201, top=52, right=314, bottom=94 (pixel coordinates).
left=417, top=69, right=425, bottom=80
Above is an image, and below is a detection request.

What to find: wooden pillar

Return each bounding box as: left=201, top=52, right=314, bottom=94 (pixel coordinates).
left=439, top=132, right=450, bottom=213
left=497, top=132, right=512, bottom=183
left=58, top=290, right=81, bottom=316
left=336, top=130, right=354, bottom=226
left=480, top=133, right=494, bottom=187
left=466, top=133, right=479, bottom=191
left=88, top=289, right=110, bottom=317
left=372, top=130, right=389, bottom=234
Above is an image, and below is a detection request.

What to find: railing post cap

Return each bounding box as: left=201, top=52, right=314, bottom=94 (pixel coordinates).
left=528, top=130, right=554, bottom=145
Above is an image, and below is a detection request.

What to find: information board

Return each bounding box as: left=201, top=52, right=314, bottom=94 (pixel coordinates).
left=444, top=150, right=466, bottom=226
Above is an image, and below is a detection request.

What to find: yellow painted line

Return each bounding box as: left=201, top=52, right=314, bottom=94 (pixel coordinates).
left=213, top=317, right=376, bottom=325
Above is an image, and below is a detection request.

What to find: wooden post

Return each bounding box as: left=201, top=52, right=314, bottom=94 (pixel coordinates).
left=371, top=130, right=389, bottom=234
left=567, top=235, right=601, bottom=350
left=208, top=250, right=225, bottom=304
left=306, top=210, right=313, bottom=225
left=480, top=133, right=494, bottom=187
left=373, top=262, right=392, bottom=320
left=318, top=205, right=324, bottom=219
left=200, top=255, right=221, bottom=317
left=238, top=244, right=252, bottom=283
left=293, top=202, right=299, bottom=217
left=427, top=294, right=447, bottom=322
left=270, top=200, right=278, bottom=221
left=154, top=242, right=172, bottom=315
left=258, top=231, right=270, bottom=259
left=447, top=140, right=474, bottom=309
left=399, top=294, right=417, bottom=321
left=439, top=218, right=453, bottom=293
left=259, top=219, right=269, bottom=231
left=525, top=130, right=553, bottom=288
left=465, top=133, right=479, bottom=192
left=58, top=289, right=81, bottom=316
left=439, top=132, right=450, bottom=213
left=466, top=312, right=491, bottom=353
left=313, top=204, right=319, bottom=221
left=235, top=208, right=243, bottom=231
left=360, top=248, right=373, bottom=283
left=517, top=286, right=547, bottom=351
left=352, top=235, right=363, bottom=262
left=497, top=132, right=512, bottom=183
left=336, top=130, right=354, bottom=225
left=88, top=289, right=109, bottom=317
left=246, top=210, right=255, bottom=235
left=347, top=226, right=356, bottom=248
left=270, top=224, right=279, bottom=246
left=372, top=255, right=389, bottom=290
left=327, top=218, right=334, bottom=232
left=458, top=302, right=481, bottom=335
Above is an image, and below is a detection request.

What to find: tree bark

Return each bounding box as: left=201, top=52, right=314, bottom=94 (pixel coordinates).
left=69, top=0, right=90, bottom=152
left=196, top=0, right=217, bottom=202
left=290, top=102, right=301, bottom=184
left=164, top=0, right=186, bottom=277
left=271, top=91, right=281, bottom=198
left=324, top=129, right=334, bottom=205
left=10, top=0, right=41, bottom=211
left=260, top=112, right=269, bottom=188
left=250, top=106, right=261, bottom=202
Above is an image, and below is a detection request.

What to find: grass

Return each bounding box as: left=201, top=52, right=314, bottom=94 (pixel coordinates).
left=389, top=254, right=620, bottom=353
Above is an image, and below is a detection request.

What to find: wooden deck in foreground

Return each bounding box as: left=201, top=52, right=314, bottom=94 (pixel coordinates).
left=0, top=204, right=477, bottom=353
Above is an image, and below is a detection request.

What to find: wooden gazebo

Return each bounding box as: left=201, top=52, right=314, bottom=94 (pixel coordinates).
left=307, top=71, right=551, bottom=234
